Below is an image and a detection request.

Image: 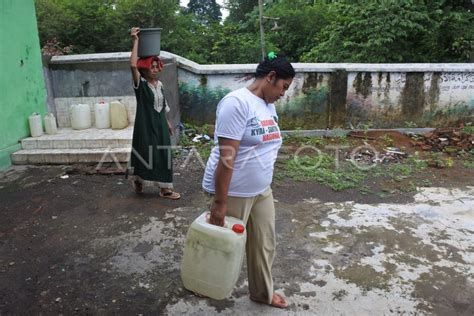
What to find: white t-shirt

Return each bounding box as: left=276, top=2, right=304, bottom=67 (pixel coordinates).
left=202, top=87, right=283, bottom=197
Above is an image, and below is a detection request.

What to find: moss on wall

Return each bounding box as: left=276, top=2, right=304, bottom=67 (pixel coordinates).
left=199, top=75, right=208, bottom=86
left=302, top=73, right=324, bottom=93
left=278, top=86, right=329, bottom=130
left=278, top=72, right=329, bottom=129
left=428, top=72, right=441, bottom=112
left=179, top=83, right=231, bottom=126
left=400, top=73, right=426, bottom=122
left=422, top=103, right=474, bottom=127
left=353, top=72, right=372, bottom=99
left=328, top=70, right=348, bottom=128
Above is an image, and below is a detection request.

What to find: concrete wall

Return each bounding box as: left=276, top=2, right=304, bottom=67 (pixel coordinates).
left=0, top=0, right=47, bottom=170
left=47, top=52, right=474, bottom=132
left=47, top=53, right=180, bottom=142
left=177, top=61, right=474, bottom=129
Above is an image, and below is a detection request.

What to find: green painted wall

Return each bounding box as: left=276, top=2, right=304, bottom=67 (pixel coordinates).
left=0, top=0, right=47, bottom=170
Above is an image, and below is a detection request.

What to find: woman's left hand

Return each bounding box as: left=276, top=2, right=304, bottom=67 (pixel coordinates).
left=130, top=27, right=140, bottom=40
left=168, top=121, right=174, bottom=135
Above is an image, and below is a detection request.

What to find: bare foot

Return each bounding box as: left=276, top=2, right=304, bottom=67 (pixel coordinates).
left=250, top=293, right=288, bottom=309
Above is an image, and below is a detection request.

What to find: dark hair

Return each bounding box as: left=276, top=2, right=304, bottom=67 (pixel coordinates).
left=255, top=53, right=295, bottom=80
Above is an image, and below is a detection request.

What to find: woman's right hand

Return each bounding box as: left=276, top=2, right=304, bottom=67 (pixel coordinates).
left=209, top=202, right=226, bottom=227
left=130, top=27, right=140, bottom=40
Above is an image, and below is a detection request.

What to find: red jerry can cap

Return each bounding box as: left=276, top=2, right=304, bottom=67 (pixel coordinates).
left=232, top=224, right=245, bottom=234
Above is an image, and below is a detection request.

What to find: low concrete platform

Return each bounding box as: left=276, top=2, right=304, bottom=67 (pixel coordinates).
left=11, top=127, right=133, bottom=164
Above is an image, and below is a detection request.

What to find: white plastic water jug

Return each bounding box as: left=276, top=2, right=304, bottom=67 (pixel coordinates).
left=28, top=113, right=43, bottom=137
left=94, top=102, right=110, bottom=129
left=70, top=104, right=91, bottom=130
left=181, top=211, right=246, bottom=300
left=109, top=101, right=128, bottom=129
left=44, top=112, right=58, bottom=135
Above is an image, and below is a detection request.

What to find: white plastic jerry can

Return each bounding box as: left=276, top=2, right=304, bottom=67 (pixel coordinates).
left=28, top=113, right=43, bottom=137
left=181, top=212, right=246, bottom=300
left=94, top=102, right=110, bottom=129
left=44, top=112, right=58, bottom=135
left=70, top=104, right=91, bottom=130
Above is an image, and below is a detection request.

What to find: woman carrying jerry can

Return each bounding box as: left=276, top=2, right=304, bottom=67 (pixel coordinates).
left=202, top=51, right=295, bottom=308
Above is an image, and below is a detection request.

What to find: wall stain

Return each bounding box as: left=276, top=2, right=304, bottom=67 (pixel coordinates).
left=301, top=72, right=322, bottom=94
left=199, top=75, right=207, bottom=87
left=400, top=73, right=425, bottom=120
left=428, top=72, right=441, bottom=112
left=384, top=73, right=391, bottom=99
left=353, top=72, right=372, bottom=99
left=328, top=70, right=348, bottom=128
left=377, top=72, right=383, bottom=98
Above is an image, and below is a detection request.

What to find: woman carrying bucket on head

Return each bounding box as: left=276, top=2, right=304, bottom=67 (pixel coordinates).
left=202, top=52, right=295, bottom=308
left=128, top=27, right=180, bottom=200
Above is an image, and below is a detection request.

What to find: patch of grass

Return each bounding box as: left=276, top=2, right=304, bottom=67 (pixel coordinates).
left=427, top=152, right=455, bottom=168
left=463, top=161, right=474, bottom=169
left=376, top=191, right=387, bottom=198
left=380, top=134, right=394, bottom=147
left=407, top=152, right=428, bottom=171
left=282, top=153, right=366, bottom=191
left=420, top=179, right=433, bottom=186
left=459, top=149, right=474, bottom=169
left=384, top=153, right=430, bottom=182
left=370, top=165, right=386, bottom=177
left=404, top=121, right=417, bottom=128
left=461, top=123, right=474, bottom=135
left=387, top=163, right=414, bottom=181
left=196, top=143, right=213, bottom=161
left=359, top=185, right=373, bottom=195
left=400, top=181, right=418, bottom=192
left=284, top=135, right=326, bottom=147
left=178, top=129, right=214, bottom=161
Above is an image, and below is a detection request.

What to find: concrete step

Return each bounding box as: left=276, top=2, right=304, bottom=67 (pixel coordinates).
left=21, top=127, right=133, bottom=150
left=11, top=148, right=131, bottom=165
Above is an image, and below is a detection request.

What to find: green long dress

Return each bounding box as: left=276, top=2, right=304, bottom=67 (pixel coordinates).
left=130, top=77, right=173, bottom=188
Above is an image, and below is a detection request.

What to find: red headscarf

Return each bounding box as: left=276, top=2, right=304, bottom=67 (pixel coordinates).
left=136, top=56, right=163, bottom=70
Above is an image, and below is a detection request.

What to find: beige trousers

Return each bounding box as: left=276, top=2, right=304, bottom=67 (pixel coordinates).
left=210, top=187, right=276, bottom=304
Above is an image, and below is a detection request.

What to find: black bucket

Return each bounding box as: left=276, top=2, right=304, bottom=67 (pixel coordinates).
left=138, top=28, right=163, bottom=57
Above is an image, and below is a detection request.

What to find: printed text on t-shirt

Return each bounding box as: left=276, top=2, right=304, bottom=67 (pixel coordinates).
left=249, top=117, right=281, bottom=142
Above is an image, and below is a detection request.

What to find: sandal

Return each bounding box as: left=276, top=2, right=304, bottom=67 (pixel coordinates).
left=250, top=293, right=288, bottom=309
left=159, top=190, right=181, bottom=200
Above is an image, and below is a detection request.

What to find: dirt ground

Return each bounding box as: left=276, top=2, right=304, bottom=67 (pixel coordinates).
left=1, top=132, right=473, bottom=314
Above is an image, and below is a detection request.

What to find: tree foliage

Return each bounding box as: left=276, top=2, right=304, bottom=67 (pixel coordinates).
left=225, top=0, right=256, bottom=23
left=35, top=0, right=473, bottom=63
left=301, top=0, right=474, bottom=63
left=187, top=0, right=222, bottom=25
